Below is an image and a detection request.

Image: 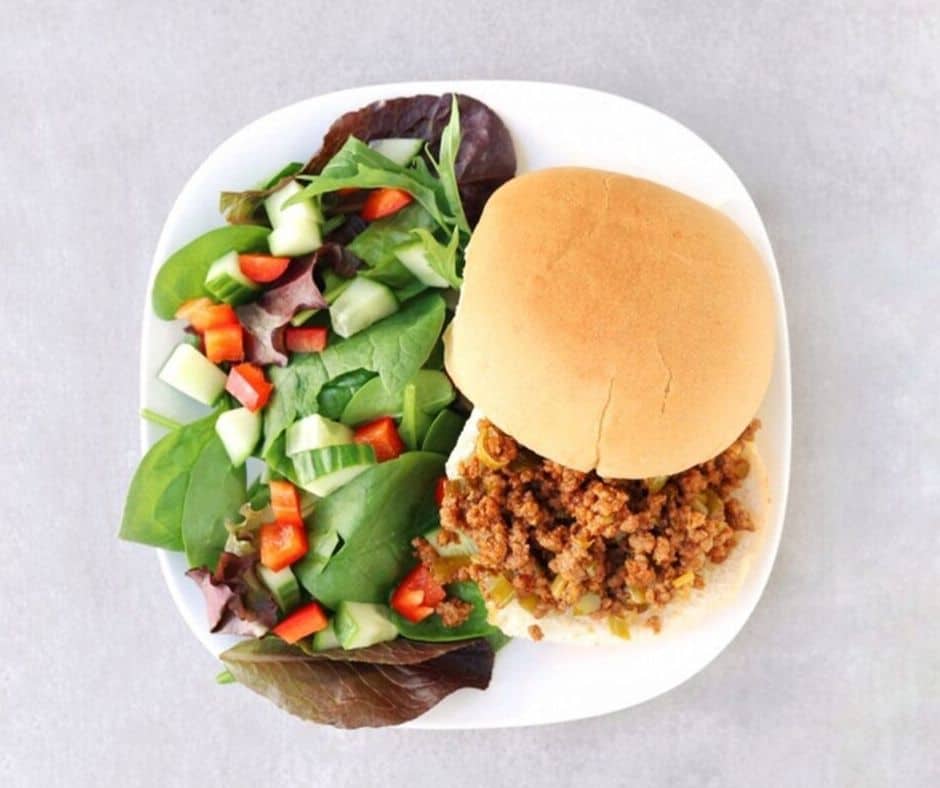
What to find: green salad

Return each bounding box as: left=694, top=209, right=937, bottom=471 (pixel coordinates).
left=121, top=92, right=517, bottom=728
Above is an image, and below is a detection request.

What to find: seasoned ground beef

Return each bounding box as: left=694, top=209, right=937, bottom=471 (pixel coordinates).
left=424, top=419, right=759, bottom=632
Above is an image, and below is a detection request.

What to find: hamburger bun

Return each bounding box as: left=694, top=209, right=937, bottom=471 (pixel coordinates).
left=445, top=167, right=775, bottom=478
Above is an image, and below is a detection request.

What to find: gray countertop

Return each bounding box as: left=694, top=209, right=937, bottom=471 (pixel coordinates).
left=2, top=2, right=937, bottom=786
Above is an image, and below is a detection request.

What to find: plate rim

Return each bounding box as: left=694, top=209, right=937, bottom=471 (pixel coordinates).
left=140, top=79, right=792, bottom=729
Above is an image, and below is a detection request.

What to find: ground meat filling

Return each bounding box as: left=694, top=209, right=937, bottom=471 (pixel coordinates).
left=430, top=419, right=759, bottom=631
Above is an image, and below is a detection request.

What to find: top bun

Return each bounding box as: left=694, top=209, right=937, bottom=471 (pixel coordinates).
left=444, top=167, right=775, bottom=478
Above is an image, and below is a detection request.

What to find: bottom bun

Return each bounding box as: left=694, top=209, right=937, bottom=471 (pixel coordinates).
left=446, top=410, right=770, bottom=645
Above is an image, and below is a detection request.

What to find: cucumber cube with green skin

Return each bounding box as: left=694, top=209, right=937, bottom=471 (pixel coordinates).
left=214, top=407, right=261, bottom=467
left=393, top=240, right=451, bottom=288
left=312, top=620, right=342, bottom=651
left=368, top=138, right=425, bottom=167
left=291, top=444, right=376, bottom=497
left=334, top=602, right=398, bottom=650
left=158, top=344, right=227, bottom=406
left=204, top=250, right=260, bottom=305
left=286, top=414, right=354, bottom=457
left=329, top=278, right=398, bottom=338
left=264, top=180, right=322, bottom=229
left=267, top=221, right=322, bottom=257
left=257, top=565, right=300, bottom=613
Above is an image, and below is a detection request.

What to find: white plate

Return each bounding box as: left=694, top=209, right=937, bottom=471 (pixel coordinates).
left=140, top=80, right=791, bottom=729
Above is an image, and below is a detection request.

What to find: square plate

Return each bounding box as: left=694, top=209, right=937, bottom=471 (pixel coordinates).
left=140, top=80, right=791, bottom=729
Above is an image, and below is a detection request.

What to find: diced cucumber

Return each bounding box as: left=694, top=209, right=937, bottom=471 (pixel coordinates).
left=329, top=278, right=398, bottom=338
left=204, top=250, right=260, bottom=305
left=368, top=138, right=425, bottom=167
left=312, top=619, right=342, bottom=651
left=264, top=180, right=322, bottom=230
left=214, top=407, right=261, bottom=467
left=292, top=443, right=376, bottom=497
left=334, top=602, right=398, bottom=650
left=423, top=527, right=477, bottom=558
left=286, top=414, right=354, bottom=456
left=393, top=240, right=451, bottom=288
left=421, top=409, right=467, bottom=455
left=158, top=344, right=226, bottom=406
left=267, top=220, right=322, bottom=257
left=257, top=565, right=300, bottom=613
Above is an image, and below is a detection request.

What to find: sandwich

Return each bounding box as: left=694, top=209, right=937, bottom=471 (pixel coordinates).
left=416, top=167, right=775, bottom=643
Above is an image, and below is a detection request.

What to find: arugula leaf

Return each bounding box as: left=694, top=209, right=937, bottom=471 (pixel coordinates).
left=290, top=137, right=452, bottom=230
left=296, top=452, right=444, bottom=608
left=316, top=368, right=377, bottom=420
left=340, top=369, right=454, bottom=426
left=408, top=227, right=463, bottom=288
left=220, top=635, right=494, bottom=729
left=391, top=582, right=504, bottom=642
left=431, top=95, right=470, bottom=235
left=120, top=411, right=245, bottom=562
left=348, top=203, right=436, bottom=269
left=151, top=225, right=270, bottom=320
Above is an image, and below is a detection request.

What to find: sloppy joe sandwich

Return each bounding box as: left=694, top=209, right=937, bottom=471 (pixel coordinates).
left=416, top=167, right=775, bottom=643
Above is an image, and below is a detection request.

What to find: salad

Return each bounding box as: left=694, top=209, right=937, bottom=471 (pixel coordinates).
left=121, top=93, right=517, bottom=728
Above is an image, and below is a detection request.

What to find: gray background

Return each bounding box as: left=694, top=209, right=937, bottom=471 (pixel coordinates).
left=2, top=1, right=937, bottom=786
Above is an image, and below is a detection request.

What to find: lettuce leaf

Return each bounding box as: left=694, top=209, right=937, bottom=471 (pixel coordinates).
left=186, top=553, right=278, bottom=637
left=220, top=635, right=494, bottom=728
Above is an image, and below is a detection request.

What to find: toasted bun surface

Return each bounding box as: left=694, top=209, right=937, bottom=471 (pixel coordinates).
left=445, top=167, right=775, bottom=478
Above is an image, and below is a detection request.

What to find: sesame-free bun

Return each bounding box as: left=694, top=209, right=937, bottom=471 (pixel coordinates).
left=444, top=167, right=775, bottom=478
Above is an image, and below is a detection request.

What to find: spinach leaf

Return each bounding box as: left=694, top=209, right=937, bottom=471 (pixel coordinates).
left=263, top=289, right=445, bottom=456
left=421, top=409, right=467, bottom=455
left=296, top=452, right=444, bottom=608
left=120, top=411, right=245, bottom=563
left=182, top=434, right=247, bottom=569
left=431, top=95, right=470, bottom=235
left=220, top=635, right=494, bottom=729
left=340, top=369, right=454, bottom=426
left=316, top=368, right=377, bottom=420
left=152, top=225, right=270, bottom=319
left=290, top=138, right=452, bottom=230
left=391, top=582, right=504, bottom=642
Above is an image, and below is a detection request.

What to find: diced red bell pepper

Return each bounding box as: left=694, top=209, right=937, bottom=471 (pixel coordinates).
left=269, top=480, right=302, bottom=525
left=204, top=323, right=245, bottom=364
left=225, top=363, right=273, bottom=412
left=435, top=476, right=448, bottom=506
left=260, top=520, right=308, bottom=571
left=390, top=564, right=447, bottom=623
left=238, top=253, right=291, bottom=283
left=353, top=417, right=405, bottom=462
left=361, top=188, right=413, bottom=221
left=285, top=326, right=328, bottom=354
left=272, top=601, right=328, bottom=644
left=176, top=299, right=238, bottom=334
